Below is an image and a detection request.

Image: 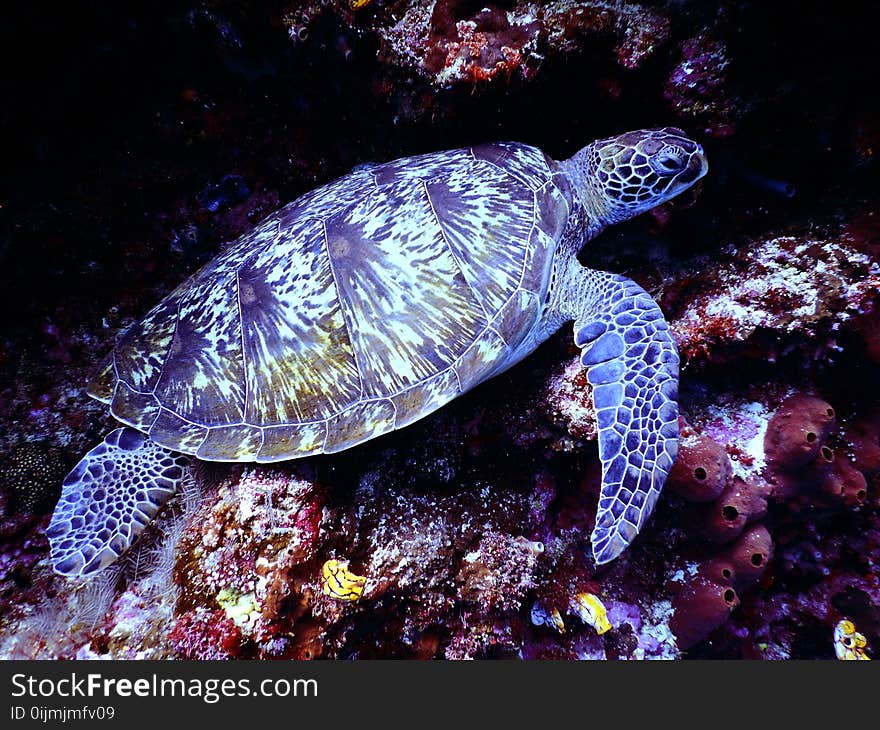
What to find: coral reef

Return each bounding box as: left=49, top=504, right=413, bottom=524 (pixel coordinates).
left=169, top=608, right=244, bottom=660
left=1, top=442, right=68, bottom=514
left=663, top=33, right=738, bottom=137
left=1, top=2, right=879, bottom=660
left=668, top=235, right=880, bottom=370
left=288, top=1, right=671, bottom=92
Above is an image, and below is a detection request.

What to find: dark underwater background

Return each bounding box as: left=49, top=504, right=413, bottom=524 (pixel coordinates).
left=1, top=1, right=878, bottom=659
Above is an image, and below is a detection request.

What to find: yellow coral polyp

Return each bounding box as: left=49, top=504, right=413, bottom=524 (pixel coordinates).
left=834, top=619, right=871, bottom=660
left=216, top=588, right=260, bottom=628
left=571, top=592, right=612, bottom=635
left=321, top=559, right=366, bottom=601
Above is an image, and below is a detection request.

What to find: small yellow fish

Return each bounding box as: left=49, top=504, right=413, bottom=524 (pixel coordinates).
left=546, top=608, right=566, bottom=634
left=571, top=592, right=613, bottom=635
left=834, top=619, right=870, bottom=660
left=321, top=559, right=366, bottom=602
left=530, top=603, right=566, bottom=634
left=349, top=0, right=372, bottom=9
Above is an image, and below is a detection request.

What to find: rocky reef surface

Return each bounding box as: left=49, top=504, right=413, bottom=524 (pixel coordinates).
left=1, top=1, right=878, bottom=659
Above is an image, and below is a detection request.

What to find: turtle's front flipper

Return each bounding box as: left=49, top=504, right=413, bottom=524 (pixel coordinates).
left=570, top=269, right=680, bottom=564
left=47, top=428, right=187, bottom=577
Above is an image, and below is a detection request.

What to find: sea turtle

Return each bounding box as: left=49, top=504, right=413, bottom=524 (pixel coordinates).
left=47, top=127, right=708, bottom=577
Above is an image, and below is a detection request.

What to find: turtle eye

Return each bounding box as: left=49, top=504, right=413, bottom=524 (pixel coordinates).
left=652, top=152, right=686, bottom=175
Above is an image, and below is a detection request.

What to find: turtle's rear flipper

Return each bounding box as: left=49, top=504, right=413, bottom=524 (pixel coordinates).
left=573, top=271, right=680, bottom=565
left=47, top=427, right=186, bottom=577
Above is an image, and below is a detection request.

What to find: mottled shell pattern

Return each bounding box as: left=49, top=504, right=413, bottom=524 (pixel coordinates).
left=89, top=143, right=573, bottom=462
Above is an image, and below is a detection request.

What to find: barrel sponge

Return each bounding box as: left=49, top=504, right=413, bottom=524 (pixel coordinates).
left=852, top=307, right=880, bottom=365
left=846, top=410, right=880, bottom=479
left=705, top=478, right=768, bottom=543
left=666, top=434, right=732, bottom=503
left=698, top=558, right=737, bottom=587
left=764, top=394, right=836, bottom=470
left=725, top=523, right=773, bottom=587
left=769, top=443, right=835, bottom=501
left=821, top=457, right=868, bottom=508
left=670, top=575, right=739, bottom=650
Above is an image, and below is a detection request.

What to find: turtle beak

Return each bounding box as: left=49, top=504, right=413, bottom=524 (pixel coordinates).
left=696, top=145, right=709, bottom=178
left=678, top=146, right=709, bottom=186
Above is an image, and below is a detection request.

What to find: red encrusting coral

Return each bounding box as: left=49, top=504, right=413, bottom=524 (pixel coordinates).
left=168, top=608, right=244, bottom=660
left=669, top=235, right=880, bottom=371
left=287, top=1, right=672, bottom=96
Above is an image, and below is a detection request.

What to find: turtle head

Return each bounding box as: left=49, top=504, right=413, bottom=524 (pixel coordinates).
left=577, top=128, right=708, bottom=225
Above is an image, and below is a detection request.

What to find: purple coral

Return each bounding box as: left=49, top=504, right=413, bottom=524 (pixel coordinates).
left=664, top=33, right=737, bottom=136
